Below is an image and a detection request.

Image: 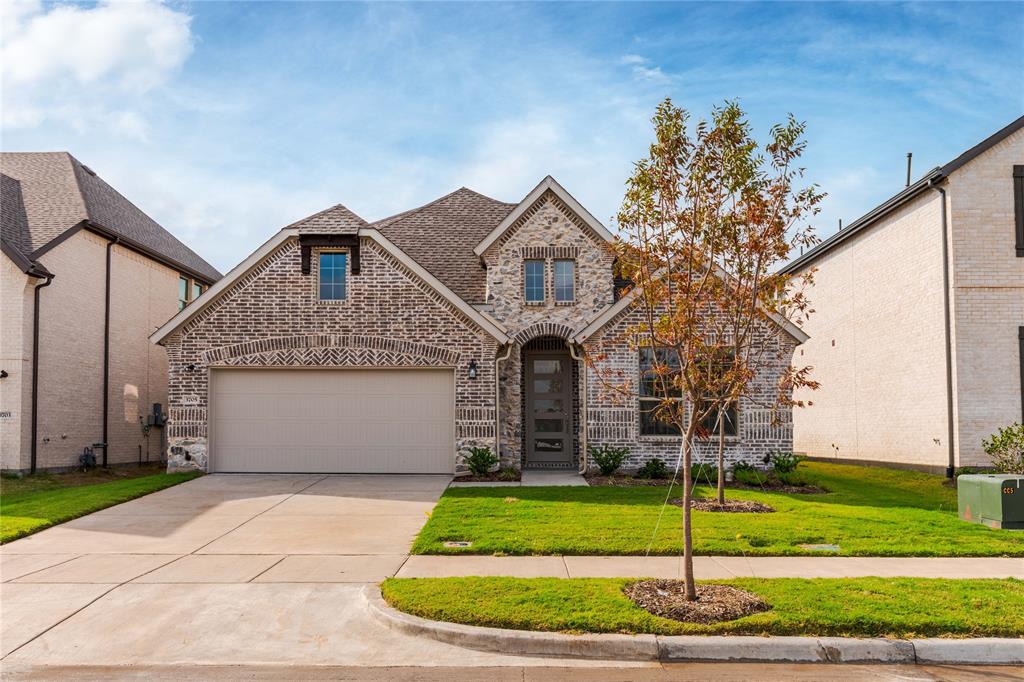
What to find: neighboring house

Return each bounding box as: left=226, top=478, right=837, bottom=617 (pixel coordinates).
left=151, top=176, right=806, bottom=474
left=1, top=152, right=220, bottom=473
left=783, top=116, right=1024, bottom=474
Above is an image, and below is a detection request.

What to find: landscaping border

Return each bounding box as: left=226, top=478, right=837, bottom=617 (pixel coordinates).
left=365, top=586, right=1024, bottom=664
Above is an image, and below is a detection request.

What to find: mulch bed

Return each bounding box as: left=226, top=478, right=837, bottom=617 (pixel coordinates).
left=624, top=580, right=770, bottom=625
left=669, top=497, right=775, bottom=513
left=731, top=482, right=826, bottom=494
left=456, top=471, right=522, bottom=483
left=584, top=475, right=673, bottom=487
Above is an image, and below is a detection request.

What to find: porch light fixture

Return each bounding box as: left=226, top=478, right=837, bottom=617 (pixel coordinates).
left=468, top=359, right=478, bottom=380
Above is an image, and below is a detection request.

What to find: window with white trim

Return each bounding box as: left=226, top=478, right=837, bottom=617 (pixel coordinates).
left=524, top=259, right=545, bottom=303
left=554, top=259, right=575, bottom=302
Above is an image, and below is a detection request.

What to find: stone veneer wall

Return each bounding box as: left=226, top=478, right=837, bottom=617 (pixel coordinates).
left=162, top=235, right=500, bottom=472
left=583, top=303, right=799, bottom=472
left=483, top=192, right=615, bottom=466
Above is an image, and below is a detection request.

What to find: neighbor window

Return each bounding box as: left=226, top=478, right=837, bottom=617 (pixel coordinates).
left=524, top=260, right=545, bottom=303
left=318, top=252, right=347, bottom=300
left=178, top=276, right=189, bottom=310
left=639, top=347, right=682, bottom=436
left=192, top=281, right=204, bottom=300
left=554, top=259, right=575, bottom=302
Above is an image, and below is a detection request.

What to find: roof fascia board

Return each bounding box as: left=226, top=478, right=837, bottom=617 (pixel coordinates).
left=151, top=229, right=297, bottom=345
left=941, top=114, right=1024, bottom=176
left=360, top=227, right=510, bottom=343
left=573, top=268, right=809, bottom=345
left=473, top=176, right=614, bottom=256
left=781, top=168, right=943, bottom=274
left=1, top=239, right=52, bottom=277
left=31, top=219, right=218, bottom=285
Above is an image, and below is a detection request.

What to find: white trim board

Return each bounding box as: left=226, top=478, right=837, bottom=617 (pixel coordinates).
left=473, top=175, right=615, bottom=257
left=150, top=228, right=510, bottom=346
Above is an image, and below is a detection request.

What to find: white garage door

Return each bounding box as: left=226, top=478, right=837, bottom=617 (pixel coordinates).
left=209, top=368, right=455, bottom=473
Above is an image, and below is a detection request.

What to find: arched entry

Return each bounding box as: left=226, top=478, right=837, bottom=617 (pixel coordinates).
left=522, top=336, right=577, bottom=468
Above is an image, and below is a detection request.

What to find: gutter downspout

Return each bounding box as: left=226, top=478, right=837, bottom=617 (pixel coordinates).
left=30, top=274, right=54, bottom=474
left=102, top=238, right=118, bottom=468
left=567, top=342, right=587, bottom=474
left=930, top=180, right=956, bottom=479
left=494, top=344, right=513, bottom=467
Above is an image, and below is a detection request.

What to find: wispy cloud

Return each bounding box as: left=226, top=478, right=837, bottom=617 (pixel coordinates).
left=621, top=54, right=672, bottom=85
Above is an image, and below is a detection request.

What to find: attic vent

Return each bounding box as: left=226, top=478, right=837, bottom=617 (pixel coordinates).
left=81, top=165, right=97, bottom=177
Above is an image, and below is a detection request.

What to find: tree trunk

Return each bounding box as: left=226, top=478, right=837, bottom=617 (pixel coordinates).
left=716, top=407, right=726, bottom=505
left=681, top=409, right=698, bottom=601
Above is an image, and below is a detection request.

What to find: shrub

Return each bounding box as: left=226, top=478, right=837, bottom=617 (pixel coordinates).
left=983, top=423, right=1024, bottom=474
left=776, top=470, right=809, bottom=487
left=732, top=460, right=755, bottom=473
left=497, top=466, right=520, bottom=481
left=589, top=444, right=629, bottom=476
left=770, top=451, right=805, bottom=474
left=691, top=463, right=718, bottom=484
left=465, top=446, right=498, bottom=476
left=734, top=467, right=767, bottom=486
left=637, top=457, right=669, bottom=479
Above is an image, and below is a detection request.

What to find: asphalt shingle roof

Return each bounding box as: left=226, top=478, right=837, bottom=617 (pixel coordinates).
left=371, top=187, right=516, bottom=304
left=0, top=152, right=221, bottom=282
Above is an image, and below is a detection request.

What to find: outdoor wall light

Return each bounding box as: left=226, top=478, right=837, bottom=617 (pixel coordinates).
left=468, top=359, right=478, bottom=380
left=186, top=364, right=196, bottom=372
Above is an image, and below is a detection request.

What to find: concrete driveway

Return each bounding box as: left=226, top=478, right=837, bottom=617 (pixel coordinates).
left=2, top=474, right=633, bottom=672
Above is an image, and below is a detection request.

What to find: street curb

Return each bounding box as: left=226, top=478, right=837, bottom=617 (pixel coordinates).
left=365, top=586, right=1023, bottom=664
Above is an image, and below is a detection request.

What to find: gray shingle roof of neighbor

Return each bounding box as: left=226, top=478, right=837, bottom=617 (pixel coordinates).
left=0, top=152, right=221, bottom=282
left=371, top=187, right=516, bottom=304
left=782, top=113, right=1024, bottom=274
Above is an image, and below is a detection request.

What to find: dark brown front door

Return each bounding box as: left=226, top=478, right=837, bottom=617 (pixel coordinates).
left=524, top=349, right=574, bottom=467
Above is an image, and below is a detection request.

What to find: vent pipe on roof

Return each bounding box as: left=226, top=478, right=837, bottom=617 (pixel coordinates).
left=906, top=153, right=913, bottom=187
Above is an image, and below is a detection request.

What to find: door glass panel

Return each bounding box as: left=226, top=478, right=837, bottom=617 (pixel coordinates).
left=533, top=378, right=563, bottom=393
left=534, top=438, right=564, bottom=452
left=533, top=359, right=561, bottom=374
left=535, top=418, right=563, bottom=433
left=534, top=399, right=563, bottom=414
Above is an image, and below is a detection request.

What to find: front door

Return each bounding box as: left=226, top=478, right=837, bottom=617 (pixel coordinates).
left=524, top=349, right=574, bottom=467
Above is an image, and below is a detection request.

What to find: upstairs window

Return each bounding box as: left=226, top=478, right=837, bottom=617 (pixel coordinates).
left=554, top=259, right=575, bottom=302
left=192, top=281, right=204, bottom=300
left=178, top=276, right=189, bottom=310
left=319, top=252, right=347, bottom=300
left=524, top=259, right=545, bottom=303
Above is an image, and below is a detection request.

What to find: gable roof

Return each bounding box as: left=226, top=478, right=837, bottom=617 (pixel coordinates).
left=573, top=266, right=810, bottom=345
left=150, top=227, right=510, bottom=346
left=371, top=187, right=515, bottom=304
left=285, top=203, right=368, bottom=233
left=473, top=175, right=615, bottom=257
left=0, top=152, right=221, bottom=282
left=782, top=114, right=1024, bottom=274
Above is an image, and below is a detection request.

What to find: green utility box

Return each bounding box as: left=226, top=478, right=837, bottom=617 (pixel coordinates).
left=957, top=474, right=1024, bottom=529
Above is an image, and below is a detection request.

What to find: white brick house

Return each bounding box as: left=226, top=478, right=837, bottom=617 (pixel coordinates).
left=152, top=176, right=807, bottom=474
left=784, top=116, right=1024, bottom=474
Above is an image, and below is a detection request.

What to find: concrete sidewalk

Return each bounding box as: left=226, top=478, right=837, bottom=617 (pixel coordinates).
left=396, top=555, right=1024, bottom=579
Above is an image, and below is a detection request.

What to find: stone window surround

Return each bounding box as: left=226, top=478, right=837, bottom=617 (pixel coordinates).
left=312, top=246, right=350, bottom=305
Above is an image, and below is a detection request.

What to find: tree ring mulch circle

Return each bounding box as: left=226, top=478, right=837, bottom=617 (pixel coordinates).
left=669, top=497, right=775, bottom=513
left=625, top=580, right=770, bottom=624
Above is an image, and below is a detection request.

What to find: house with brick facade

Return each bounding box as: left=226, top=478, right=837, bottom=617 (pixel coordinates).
left=151, top=176, right=807, bottom=474
left=783, top=116, right=1024, bottom=475
left=1, top=152, right=220, bottom=473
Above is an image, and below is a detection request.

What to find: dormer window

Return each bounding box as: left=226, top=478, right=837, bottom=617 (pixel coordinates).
left=554, top=259, right=575, bottom=303
left=524, top=259, right=545, bottom=303
left=319, top=251, right=348, bottom=300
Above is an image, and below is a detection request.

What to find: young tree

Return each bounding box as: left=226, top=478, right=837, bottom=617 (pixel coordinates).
left=593, top=98, right=821, bottom=601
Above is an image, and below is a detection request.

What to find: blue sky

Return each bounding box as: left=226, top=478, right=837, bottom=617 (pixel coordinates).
left=2, top=1, right=1022, bottom=272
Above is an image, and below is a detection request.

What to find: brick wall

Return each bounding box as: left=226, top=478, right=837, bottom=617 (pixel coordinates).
left=0, top=254, right=33, bottom=470
left=947, top=128, right=1024, bottom=465
left=162, top=235, right=500, bottom=471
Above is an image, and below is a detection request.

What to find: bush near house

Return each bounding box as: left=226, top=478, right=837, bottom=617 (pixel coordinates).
left=589, top=444, right=630, bottom=476
left=983, top=423, right=1024, bottom=474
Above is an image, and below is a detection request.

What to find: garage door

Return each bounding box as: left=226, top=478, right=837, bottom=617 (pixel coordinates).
left=209, top=368, right=454, bottom=473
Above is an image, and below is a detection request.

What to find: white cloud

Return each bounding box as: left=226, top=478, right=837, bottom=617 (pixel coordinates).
left=1, top=0, right=193, bottom=133
left=619, top=54, right=671, bottom=85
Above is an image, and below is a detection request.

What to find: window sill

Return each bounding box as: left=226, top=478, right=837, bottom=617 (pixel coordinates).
left=555, top=300, right=575, bottom=306
left=315, top=298, right=348, bottom=305
left=525, top=301, right=546, bottom=306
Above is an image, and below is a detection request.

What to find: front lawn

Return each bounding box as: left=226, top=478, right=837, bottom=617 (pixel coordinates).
left=414, top=461, right=1023, bottom=556
left=382, top=576, right=1024, bottom=638
left=0, top=468, right=201, bottom=543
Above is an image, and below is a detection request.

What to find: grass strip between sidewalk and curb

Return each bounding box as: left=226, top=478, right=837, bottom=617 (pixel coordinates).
left=1, top=471, right=202, bottom=543
left=413, top=462, right=1024, bottom=557
left=381, top=576, right=1024, bottom=638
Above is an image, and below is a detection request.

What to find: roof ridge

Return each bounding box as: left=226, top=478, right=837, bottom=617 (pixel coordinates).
left=283, top=202, right=368, bottom=230
left=370, top=186, right=470, bottom=229
left=456, top=186, right=517, bottom=206
left=62, top=152, right=91, bottom=220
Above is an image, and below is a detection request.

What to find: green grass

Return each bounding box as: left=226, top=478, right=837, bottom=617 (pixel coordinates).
left=382, top=576, right=1024, bottom=638
left=414, top=461, right=1023, bottom=556
left=1, top=470, right=201, bottom=543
